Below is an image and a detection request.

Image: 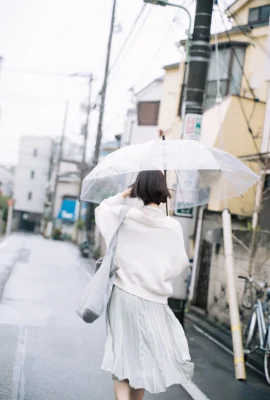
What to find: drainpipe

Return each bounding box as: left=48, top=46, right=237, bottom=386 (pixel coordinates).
left=188, top=205, right=204, bottom=302
left=222, top=209, right=246, bottom=380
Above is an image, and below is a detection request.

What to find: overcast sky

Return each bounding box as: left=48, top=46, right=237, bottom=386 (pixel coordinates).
left=0, top=0, right=231, bottom=165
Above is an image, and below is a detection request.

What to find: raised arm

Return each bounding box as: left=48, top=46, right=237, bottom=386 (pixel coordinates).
left=95, top=190, right=130, bottom=247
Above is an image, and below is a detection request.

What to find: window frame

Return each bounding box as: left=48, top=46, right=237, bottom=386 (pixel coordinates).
left=203, top=42, right=247, bottom=110
left=248, top=5, right=270, bottom=24
left=137, top=101, right=160, bottom=126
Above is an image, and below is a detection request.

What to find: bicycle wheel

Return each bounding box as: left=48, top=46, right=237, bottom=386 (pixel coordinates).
left=242, top=282, right=257, bottom=310
left=245, top=311, right=257, bottom=350
left=264, top=327, right=270, bottom=385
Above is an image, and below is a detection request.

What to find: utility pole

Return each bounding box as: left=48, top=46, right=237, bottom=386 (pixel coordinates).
left=51, top=100, right=69, bottom=232
left=186, top=0, right=246, bottom=381
left=93, top=0, right=117, bottom=167
left=76, top=74, right=93, bottom=242
left=184, top=0, right=214, bottom=297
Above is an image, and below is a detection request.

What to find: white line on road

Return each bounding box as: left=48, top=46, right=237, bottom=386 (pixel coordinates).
left=193, top=324, right=264, bottom=377
left=12, top=325, right=28, bottom=400
left=182, top=381, right=210, bottom=400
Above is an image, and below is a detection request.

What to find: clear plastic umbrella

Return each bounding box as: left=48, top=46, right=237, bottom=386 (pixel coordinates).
left=81, top=140, right=260, bottom=206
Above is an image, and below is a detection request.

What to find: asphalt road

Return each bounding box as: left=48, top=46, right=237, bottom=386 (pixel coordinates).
left=0, top=233, right=269, bottom=400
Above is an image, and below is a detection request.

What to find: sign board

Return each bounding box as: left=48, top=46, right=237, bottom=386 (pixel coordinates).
left=174, top=206, right=193, bottom=218
left=182, top=114, right=202, bottom=141
left=57, top=199, right=87, bottom=222
left=174, top=113, right=202, bottom=216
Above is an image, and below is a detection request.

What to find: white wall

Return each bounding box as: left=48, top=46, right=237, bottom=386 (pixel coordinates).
left=121, top=78, right=163, bottom=147
left=0, top=166, right=13, bottom=196
left=14, top=136, right=52, bottom=214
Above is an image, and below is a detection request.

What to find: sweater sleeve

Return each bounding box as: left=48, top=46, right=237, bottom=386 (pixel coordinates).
left=170, top=224, right=190, bottom=278
left=95, top=193, right=126, bottom=248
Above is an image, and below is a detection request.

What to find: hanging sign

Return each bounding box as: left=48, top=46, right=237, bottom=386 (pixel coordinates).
left=174, top=114, right=202, bottom=217
left=182, top=114, right=202, bottom=141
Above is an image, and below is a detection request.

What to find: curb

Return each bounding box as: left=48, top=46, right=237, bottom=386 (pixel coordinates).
left=186, top=307, right=264, bottom=375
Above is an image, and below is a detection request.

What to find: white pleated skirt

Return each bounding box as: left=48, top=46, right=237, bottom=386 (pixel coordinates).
left=101, top=286, right=194, bottom=394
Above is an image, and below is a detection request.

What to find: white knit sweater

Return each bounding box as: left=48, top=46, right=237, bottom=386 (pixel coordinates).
left=95, top=194, right=189, bottom=304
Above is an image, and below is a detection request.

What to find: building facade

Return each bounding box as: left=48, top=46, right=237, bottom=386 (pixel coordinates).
left=156, top=0, right=270, bottom=314
left=0, top=165, right=14, bottom=197
left=13, top=136, right=53, bottom=231
left=121, top=77, right=163, bottom=147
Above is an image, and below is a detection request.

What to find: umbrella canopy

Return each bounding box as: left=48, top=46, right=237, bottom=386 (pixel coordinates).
left=81, top=140, right=260, bottom=206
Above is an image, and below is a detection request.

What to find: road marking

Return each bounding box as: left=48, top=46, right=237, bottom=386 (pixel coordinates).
left=12, top=325, right=28, bottom=400
left=182, top=380, right=210, bottom=400
left=193, top=324, right=264, bottom=377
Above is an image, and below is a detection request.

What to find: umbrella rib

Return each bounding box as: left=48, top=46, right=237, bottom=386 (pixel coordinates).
left=176, top=172, right=187, bottom=209
left=221, top=169, right=244, bottom=198
left=80, top=181, right=91, bottom=200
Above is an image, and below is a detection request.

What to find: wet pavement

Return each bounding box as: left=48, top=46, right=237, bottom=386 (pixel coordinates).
left=0, top=233, right=269, bottom=400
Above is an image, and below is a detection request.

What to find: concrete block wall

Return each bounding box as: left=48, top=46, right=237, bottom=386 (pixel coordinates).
left=207, top=230, right=270, bottom=326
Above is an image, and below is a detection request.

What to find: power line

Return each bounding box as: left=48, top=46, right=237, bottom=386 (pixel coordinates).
left=109, top=3, right=148, bottom=75
left=103, top=0, right=194, bottom=134
left=108, top=6, right=153, bottom=85
left=102, top=0, right=194, bottom=136
left=218, top=3, right=263, bottom=159
left=133, top=0, right=194, bottom=91
left=222, top=1, right=270, bottom=58
left=217, top=4, right=256, bottom=100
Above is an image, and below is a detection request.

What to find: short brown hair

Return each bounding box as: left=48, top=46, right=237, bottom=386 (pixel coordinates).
left=130, top=170, right=171, bottom=206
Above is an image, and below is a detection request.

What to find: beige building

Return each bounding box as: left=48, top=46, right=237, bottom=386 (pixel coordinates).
left=157, top=0, right=270, bottom=316
left=158, top=0, right=269, bottom=217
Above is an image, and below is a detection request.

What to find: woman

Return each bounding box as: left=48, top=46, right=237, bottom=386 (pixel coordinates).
left=95, top=170, right=194, bottom=399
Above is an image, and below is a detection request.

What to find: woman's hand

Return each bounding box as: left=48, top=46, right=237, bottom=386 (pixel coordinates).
left=122, top=188, right=132, bottom=198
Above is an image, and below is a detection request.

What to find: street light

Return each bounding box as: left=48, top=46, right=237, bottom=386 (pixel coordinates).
left=144, top=0, right=192, bottom=116
left=144, top=0, right=192, bottom=45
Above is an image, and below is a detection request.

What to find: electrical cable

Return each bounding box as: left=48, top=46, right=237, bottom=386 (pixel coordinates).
left=222, top=1, right=270, bottom=58
left=107, top=6, right=153, bottom=86
left=93, top=6, right=151, bottom=107
left=217, top=2, right=263, bottom=161
left=218, top=4, right=256, bottom=100
left=103, top=0, right=194, bottom=134
left=133, top=0, right=194, bottom=91
left=103, top=0, right=195, bottom=136
left=109, top=3, right=148, bottom=76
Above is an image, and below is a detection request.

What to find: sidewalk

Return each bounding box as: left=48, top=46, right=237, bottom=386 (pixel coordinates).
left=186, top=306, right=265, bottom=375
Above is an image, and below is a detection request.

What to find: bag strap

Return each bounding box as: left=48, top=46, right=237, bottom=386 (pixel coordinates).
left=108, top=206, right=130, bottom=251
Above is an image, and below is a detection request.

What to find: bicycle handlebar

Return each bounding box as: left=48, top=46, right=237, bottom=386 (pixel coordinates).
left=238, top=275, right=268, bottom=289
left=238, top=275, right=248, bottom=280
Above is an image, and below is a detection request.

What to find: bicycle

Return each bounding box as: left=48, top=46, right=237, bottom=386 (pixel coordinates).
left=238, top=275, right=270, bottom=384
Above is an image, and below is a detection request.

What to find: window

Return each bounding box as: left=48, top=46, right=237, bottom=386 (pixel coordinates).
left=137, top=101, right=160, bottom=126
left=248, top=5, right=270, bottom=24
left=30, top=170, right=35, bottom=179
left=28, top=192, right=32, bottom=200
left=264, top=174, right=270, bottom=191
left=33, top=149, right=38, bottom=157
left=204, top=43, right=246, bottom=110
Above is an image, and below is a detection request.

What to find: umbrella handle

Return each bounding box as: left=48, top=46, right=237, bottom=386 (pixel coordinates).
left=162, top=135, right=168, bottom=216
